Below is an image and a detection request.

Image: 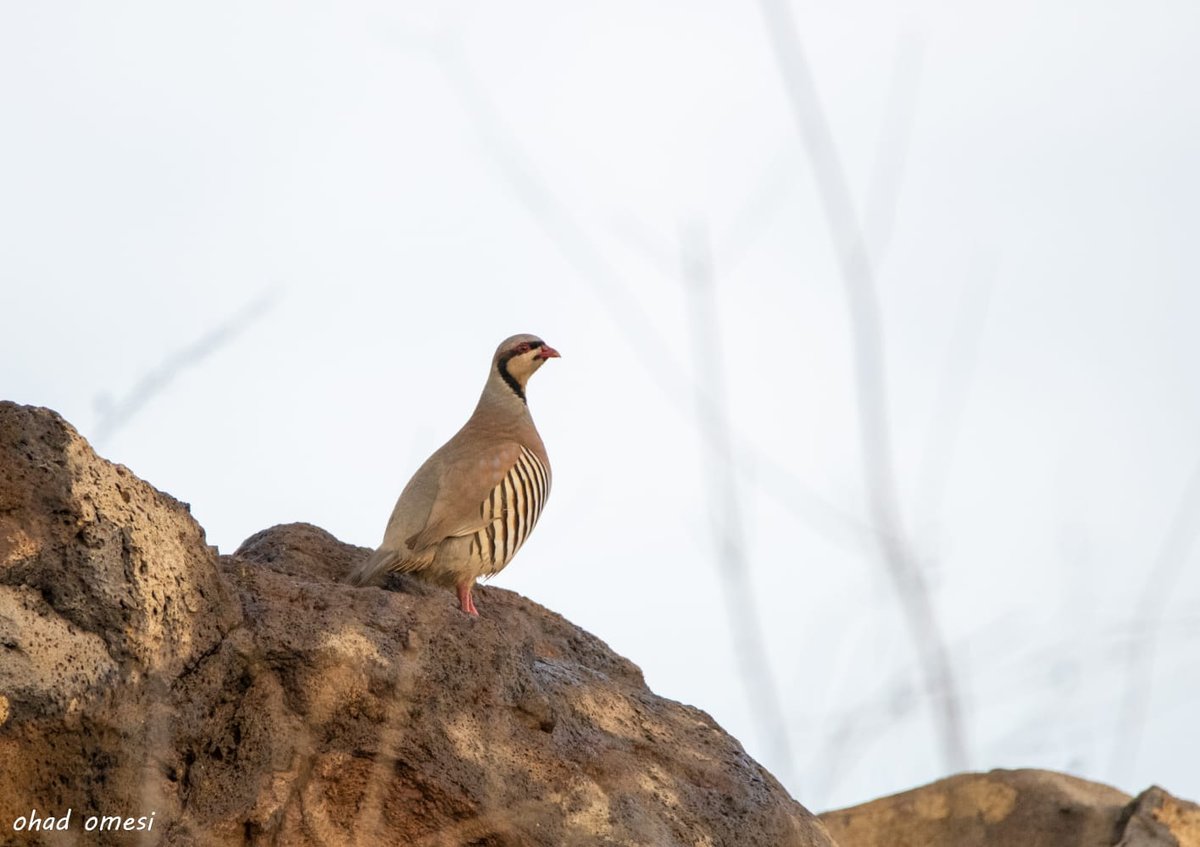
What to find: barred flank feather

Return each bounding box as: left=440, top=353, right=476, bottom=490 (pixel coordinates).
left=470, top=446, right=550, bottom=576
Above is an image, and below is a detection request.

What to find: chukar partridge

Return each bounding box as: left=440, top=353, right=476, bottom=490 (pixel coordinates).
left=348, top=334, right=558, bottom=616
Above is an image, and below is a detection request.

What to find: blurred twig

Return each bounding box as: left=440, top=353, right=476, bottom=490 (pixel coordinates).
left=1110, top=456, right=1200, bottom=779
left=715, top=145, right=797, bottom=276
left=680, top=220, right=795, bottom=785
left=93, top=291, right=278, bottom=446
left=811, top=671, right=920, bottom=808
left=619, top=34, right=921, bottom=284
left=808, top=609, right=1024, bottom=806
left=755, top=0, right=967, bottom=769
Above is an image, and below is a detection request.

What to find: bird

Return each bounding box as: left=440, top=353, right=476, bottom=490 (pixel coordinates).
left=348, top=334, right=559, bottom=616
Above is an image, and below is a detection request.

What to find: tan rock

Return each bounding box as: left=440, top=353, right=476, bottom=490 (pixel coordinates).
left=0, top=401, right=833, bottom=846
left=821, top=769, right=1200, bottom=847
left=1119, top=786, right=1200, bottom=846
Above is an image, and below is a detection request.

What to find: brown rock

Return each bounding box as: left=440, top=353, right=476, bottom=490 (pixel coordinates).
left=1116, top=786, right=1200, bottom=846
left=0, top=402, right=833, bottom=846
left=820, top=769, right=1200, bottom=847
left=1, top=402, right=240, bottom=844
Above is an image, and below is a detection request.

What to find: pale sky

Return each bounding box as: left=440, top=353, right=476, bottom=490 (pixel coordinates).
left=3, top=0, right=1198, bottom=811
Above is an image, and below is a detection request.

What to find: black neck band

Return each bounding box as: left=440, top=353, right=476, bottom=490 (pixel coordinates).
left=498, top=355, right=526, bottom=403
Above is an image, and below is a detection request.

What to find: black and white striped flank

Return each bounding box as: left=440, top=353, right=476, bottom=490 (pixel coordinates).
left=469, top=446, right=551, bottom=575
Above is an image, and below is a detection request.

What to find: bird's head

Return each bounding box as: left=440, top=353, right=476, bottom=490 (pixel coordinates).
left=492, top=333, right=559, bottom=401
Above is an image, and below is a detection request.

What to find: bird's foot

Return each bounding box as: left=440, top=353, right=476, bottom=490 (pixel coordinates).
left=457, top=583, right=479, bottom=616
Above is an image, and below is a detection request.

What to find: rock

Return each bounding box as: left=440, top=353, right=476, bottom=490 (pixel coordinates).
left=1117, top=787, right=1200, bottom=846
left=820, top=769, right=1200, bottom=847
left=0, top=403, right=237, bottom=689
left=1, top=402, right=240, bottom=845
left=0, top=402, right=834, bottom=846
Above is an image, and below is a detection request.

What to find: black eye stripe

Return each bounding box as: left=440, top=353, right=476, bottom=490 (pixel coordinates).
left=507, top=340, right=543, bottom=356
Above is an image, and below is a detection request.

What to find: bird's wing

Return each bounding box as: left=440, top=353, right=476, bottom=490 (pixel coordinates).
left=404, top=440, right=523, bottom=554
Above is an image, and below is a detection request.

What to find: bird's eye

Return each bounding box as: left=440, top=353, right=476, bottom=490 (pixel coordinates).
left=516, top=343, right=530, bottom=353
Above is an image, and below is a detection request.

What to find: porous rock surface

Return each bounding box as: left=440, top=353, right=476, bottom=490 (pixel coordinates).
left=819, top=768, right=1200, bottom=847
left=0, top=401, right=834, bottom=846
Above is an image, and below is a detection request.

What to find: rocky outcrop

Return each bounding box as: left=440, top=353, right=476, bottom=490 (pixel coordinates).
left=0, top=402, right=834, bottom=846
left=819, top=769, right=1200, bottom=847
left=6, top=400, right=1198, bottom=847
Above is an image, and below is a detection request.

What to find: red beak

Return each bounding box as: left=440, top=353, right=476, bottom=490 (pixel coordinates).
left=537, top=345, right=560, bottom=360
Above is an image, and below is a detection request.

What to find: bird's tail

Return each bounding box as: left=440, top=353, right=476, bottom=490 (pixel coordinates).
left=346, top=547, right=400, bottom=586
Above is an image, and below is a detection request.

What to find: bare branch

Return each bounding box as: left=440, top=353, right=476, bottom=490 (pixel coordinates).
left=92, top=291, right=279, bottom=447
left=716, top=145, right=797, bottom=276
left=755, top=0, right=967, bottom=770
left=1110, top=455, right=1200, bottom=778
left=680, top=220, right=795, bottom=786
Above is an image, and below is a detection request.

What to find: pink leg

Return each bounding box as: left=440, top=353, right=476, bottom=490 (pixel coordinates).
left=456, top=582, right=479, bottom=616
